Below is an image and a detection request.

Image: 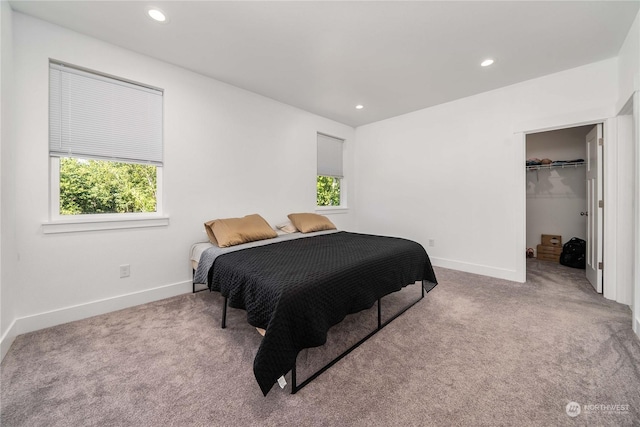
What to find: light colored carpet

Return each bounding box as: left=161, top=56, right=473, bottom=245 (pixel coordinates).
left=2, top=260, right=639, bottom=426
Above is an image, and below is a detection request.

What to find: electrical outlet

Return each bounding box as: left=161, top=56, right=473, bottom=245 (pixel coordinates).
left=428, top=239, right=435, bottom=247
left=120, top=264, right=130, bottom=278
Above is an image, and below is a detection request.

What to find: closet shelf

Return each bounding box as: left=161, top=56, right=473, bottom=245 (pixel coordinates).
left=526, top=161, right=585, bottom=171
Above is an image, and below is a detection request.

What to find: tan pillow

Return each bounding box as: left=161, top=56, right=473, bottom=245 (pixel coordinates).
left=287, top=213, right=336, bottom=233
left=204, top=214, right=277, bottom=247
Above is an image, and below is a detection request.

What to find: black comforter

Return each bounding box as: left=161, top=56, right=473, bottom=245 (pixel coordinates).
left=207, top=231, right=437, bottom=395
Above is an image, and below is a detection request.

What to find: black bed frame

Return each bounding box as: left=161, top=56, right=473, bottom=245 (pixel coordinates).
left=288, top=283, right=426, bottom=394
left=194, top=270, right=427, bottom=394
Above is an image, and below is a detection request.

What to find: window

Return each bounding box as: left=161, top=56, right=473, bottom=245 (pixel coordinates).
left=58, top=158, right=157, bottom=215
left=317, top=133, right=344, bottom=207
left=49, top=62, right=163, bottom=220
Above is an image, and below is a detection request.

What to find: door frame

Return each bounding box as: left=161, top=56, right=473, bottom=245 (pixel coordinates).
left=514, top=113, right=617, bottom=297
left=632, top=91, right=640, bottom=336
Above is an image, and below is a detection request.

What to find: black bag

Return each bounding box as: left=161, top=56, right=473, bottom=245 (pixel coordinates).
left=559, top=237, right=586, bottom=269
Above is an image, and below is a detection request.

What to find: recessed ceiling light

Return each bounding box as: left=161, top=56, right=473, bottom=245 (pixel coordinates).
left=355, top=104, right=364, bottom=110
left=481, top=59, right=494, bottom=67
left=148, top=8, right=167, bottom=22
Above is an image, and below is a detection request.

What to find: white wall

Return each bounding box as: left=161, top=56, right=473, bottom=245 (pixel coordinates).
left=525, top=126, right=590, bottom=255
left=616, top=10, right=640, bottom=336
left=1, top=0, right=18, bottom=360
left=617, top=10, right=639, bottom=110
left=355, top=59, right=618, bottom=282
left=6, top=12, right=355, bottom=340
left=613, top=113, right=635, bottom=307
left=3, top=7, right=639, bottom=354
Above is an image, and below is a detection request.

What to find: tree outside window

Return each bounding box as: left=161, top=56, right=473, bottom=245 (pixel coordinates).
left=59, top=158, right=157, bottom=215
left=317, top=175, right=341, bottom=206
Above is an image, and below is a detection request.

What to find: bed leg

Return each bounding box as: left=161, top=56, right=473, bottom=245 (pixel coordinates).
left=222, top=297, right=228, bottom=329
left=291, top=363, right=297, bottom=394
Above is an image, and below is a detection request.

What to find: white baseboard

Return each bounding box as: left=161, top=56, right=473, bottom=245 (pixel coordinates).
left=0, top=319, right=18, bottom=361
left=1, top=280, right=192, bottom=363
left=634, top=315, right=640, bottom=338
left=430, top=257, right=523, bottom=283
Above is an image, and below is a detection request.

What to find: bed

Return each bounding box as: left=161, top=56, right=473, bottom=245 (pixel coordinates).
left=192, top=217, right=437, bottom=396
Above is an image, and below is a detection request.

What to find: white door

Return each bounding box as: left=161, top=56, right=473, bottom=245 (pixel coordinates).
left=586, top=124, right=603, bottom=293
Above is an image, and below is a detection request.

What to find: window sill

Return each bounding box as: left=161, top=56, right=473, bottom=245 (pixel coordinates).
left=42, top=216, right=170, bottom=234
left=315, top=206, right=349, bottom=215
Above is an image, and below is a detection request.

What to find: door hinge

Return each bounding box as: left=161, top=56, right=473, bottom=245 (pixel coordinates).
left=598, top=262, right=603, bottom=270
left=598, top=138, right=603, bottom=146
left=599, top=200, right=604, bottom=208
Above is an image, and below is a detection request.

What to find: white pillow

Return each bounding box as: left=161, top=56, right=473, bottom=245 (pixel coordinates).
left=275, top=221, right=298, bottom=234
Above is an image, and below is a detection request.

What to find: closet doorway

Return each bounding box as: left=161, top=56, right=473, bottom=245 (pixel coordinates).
left=525, top=124, right=603, bottom=293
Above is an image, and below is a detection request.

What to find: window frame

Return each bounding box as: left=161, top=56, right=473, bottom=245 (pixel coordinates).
left=45, top=157, right=168, bottom=234
left=316, top=175, right=346, bottom=209
left=45, top=61, right=168, bottom=233
left=316, top=133, right=347, bottom=210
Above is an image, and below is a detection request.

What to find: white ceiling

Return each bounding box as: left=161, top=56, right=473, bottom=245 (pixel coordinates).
left=9, top=1, right=640, bottom=127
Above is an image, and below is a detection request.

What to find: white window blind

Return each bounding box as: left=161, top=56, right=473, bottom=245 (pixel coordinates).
left=49, top=62, right=163, bottom=165
left=317, top=133, right=344, bottom=177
